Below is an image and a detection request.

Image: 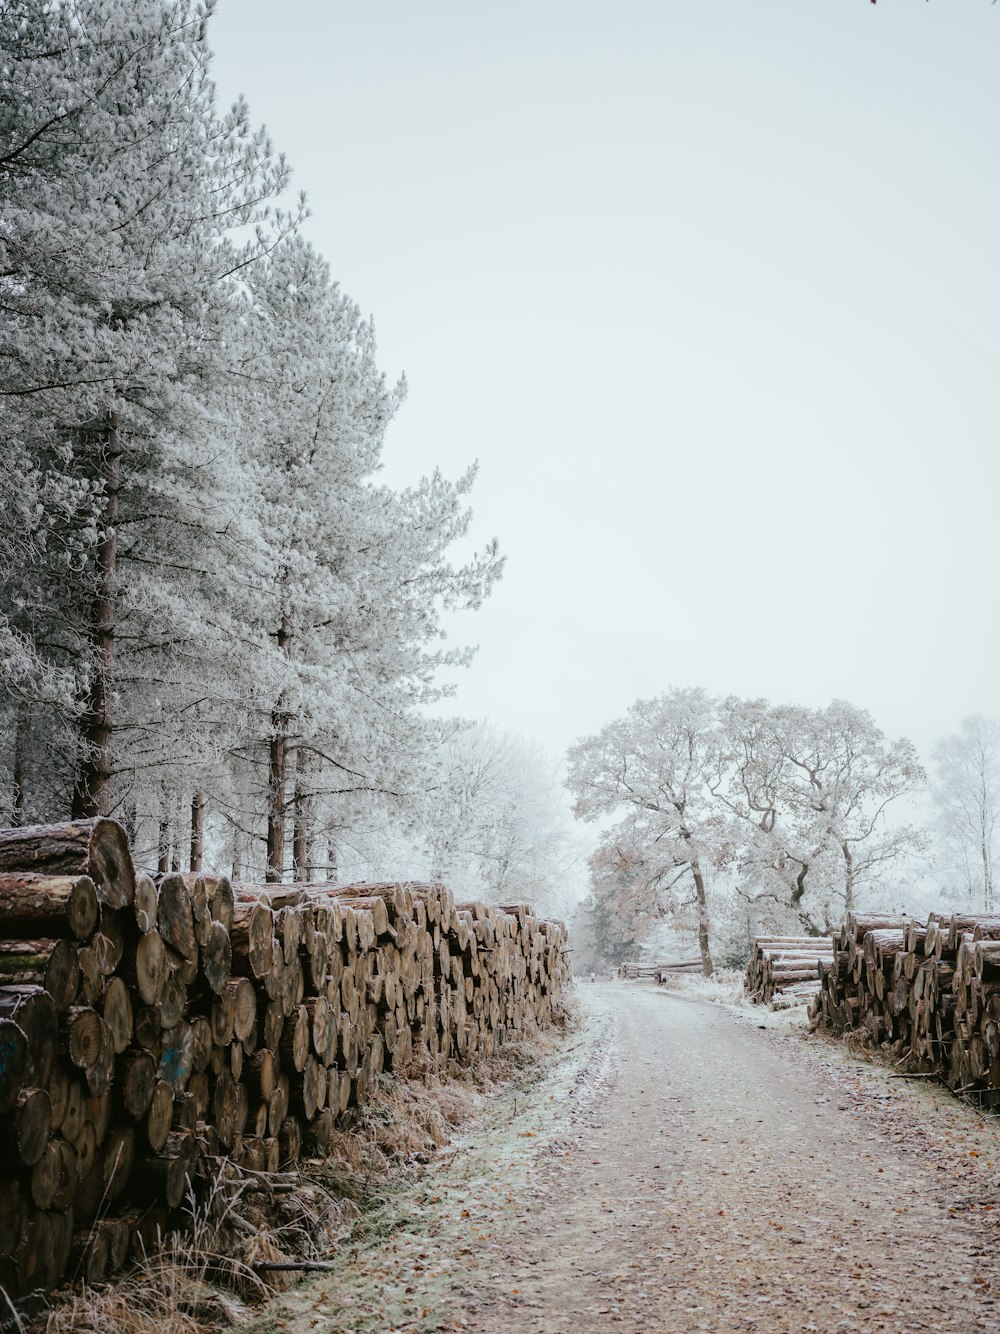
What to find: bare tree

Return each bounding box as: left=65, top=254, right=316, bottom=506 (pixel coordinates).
left=714, top=697, right=925, bottom=932
left=931, top=716, right=1000, bottom=911
left=566, top=689, right=721, bottom=976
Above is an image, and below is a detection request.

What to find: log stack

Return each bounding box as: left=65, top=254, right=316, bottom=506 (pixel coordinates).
left=619, top=959, right=703, bottom=981
left=0, top=821, right=571, bottom=1297
left=809, top=911, right=926, bottom=1046
left=809, top=909, right=1000, bottom=1108
left=743, top=937, right=835, bottom=1005
left=654, top=959, right=703, bottom=982
left=619, top=962, right=658, bottom=980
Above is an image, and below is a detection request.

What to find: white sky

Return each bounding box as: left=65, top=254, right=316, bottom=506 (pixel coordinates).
left=210, top=0, right=1000, bottom=768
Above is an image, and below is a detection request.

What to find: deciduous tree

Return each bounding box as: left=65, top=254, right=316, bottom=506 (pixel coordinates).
left=930, top=716, right=1000, bottom=911
left=566, top=689, right=722, bottom=975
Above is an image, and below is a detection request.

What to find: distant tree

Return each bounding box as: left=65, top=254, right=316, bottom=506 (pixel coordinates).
left=931, top=716, right=1000, bottom=911
left=586, top=851, right=669, bottom=967
left=567, top=690, right=925, bottom=962
left=566, top=689, right=721, bottom=975
left=421, top=724, right=584, bottom=916
left=713, top=697, right=925, bottom=933
left=582, top=889, right=641, bottom=970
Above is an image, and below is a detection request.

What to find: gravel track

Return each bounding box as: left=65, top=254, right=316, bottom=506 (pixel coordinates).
left=255, top=984, right=1000, bottom=1333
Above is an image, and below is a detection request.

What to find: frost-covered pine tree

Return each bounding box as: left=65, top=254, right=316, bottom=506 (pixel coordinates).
left=0, top=0, right=296, bottom=824
left=225, top=238, right=503, bottom=882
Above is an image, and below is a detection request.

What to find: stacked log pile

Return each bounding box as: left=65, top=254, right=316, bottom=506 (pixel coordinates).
left=0, top=820, right=570, bottom=1297
left=809, top=909, right=1000, bottom=1107
left=654, top=959, right=703, bottom=983
left=619, top=962, right=658, bottom=980
left=618, top=959, right=702, bottom=981
left=743, top=937, right=834, bottom=1005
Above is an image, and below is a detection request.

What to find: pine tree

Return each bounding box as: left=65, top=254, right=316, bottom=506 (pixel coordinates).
left=226, top=238, right=502, bottom=882
left=0, top=0, right=296, bottom=821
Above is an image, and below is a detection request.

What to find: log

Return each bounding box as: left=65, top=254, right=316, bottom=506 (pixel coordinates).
left=156, top=874, right=197, bottom=962
left=209, top=876, right=235, bottom=933
left=0, top=825, right=574, bottom=1297
left=201, top=920, right=232, bottom=995
left=63, top=1006, right=104, bottom=1072
left=157, top=1022, right=195, bottom=1093
left=119, top=1049, right=156, bottom=1120
left=0, top=1178, right=26, bottom=1255
left=0, top=819, right=134, bottom=908
left=131, top=1132, right=199, bottom=1210
left=134, top=874, right=158, bottom=934
left=0, top=939, right=79, bottom=1011
left=129, top=930, right=169, bottom=1006
left=230, top=902, right=274, bottom=980
left=280, top=1005, right=310, bottom=1073
left=101, top=976, right=133, bottom=1055
left=146, top=1079, right=174, bottom=1152
left=93, top=910, right=127, bottom=975
left=0, top=1017, right=28, bottom=1112
left=0, top=873, right=100, bottom=941
left=0, top=986, right=58, bottom=1088
left=4, top=1087, right=51, bottom=1167
left=103, top=1124, right=135, bottom=1203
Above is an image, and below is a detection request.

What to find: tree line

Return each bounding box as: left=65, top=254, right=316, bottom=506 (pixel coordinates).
left=568, top=691, right=1000, bottom=974
left=566, top=689, right=925, bottom=974
left=0, top=0, right=509, bottom=885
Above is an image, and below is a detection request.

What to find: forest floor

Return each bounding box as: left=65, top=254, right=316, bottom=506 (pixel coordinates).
left=249, top=983, right=1000, bottom=1334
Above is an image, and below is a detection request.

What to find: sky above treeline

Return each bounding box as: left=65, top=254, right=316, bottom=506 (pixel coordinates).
left=209, top=1, right=1000, bottom=766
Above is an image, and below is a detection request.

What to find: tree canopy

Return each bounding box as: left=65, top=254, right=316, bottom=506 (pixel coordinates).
left=0, top=0, right=503, bottom=882
left=566, top=690, right=925, bottom=971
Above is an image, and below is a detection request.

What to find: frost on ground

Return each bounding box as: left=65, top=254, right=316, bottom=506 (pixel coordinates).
left=251, top=983, right=1000, bottom=1334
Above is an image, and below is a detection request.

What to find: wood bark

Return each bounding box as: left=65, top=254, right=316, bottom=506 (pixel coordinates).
left=189, top=791, right=205, bottom=873
left=292, top=745, right=312, bottom=882
left=0, top=818, right=134, bottom=908
left=0, top=874, right=99, bottom=941
left=70, top=409, right=121, bottom=821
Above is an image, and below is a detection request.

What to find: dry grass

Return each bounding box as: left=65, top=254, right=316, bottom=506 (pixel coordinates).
left=307, top=1050, right=540, bottom=1208
left=308, top=1021, right=574, bottom=1206
left=668, top=968, right=744, bottom=1004
left=33, top=1158, right=358, bottom=1334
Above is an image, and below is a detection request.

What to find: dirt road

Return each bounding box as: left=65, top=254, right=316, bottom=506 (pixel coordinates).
left=253, top=984, right=1000, bottom=1333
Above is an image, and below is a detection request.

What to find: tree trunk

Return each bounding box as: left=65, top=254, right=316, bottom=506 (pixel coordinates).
left=266, top=706, right=288, bottom=883
left=981, top=832, right=993, bottom=914
left=292, top=748, right=311, bottom=882
left=691, top=861, right=714, bottom=977
left=190, top=792, right=204, bottom=873
left=71, top=410, right=121, bottom=820
left=157, top=800, right=170, bottom=877
left=11, top=712, right=29, bottom=827
left=266, top=612, right=293, bottom=884
left=843, top=841, right=856, bottom=914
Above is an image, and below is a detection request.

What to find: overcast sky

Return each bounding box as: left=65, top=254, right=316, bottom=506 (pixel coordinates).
left=210, top=0, right=1000, bottom=767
